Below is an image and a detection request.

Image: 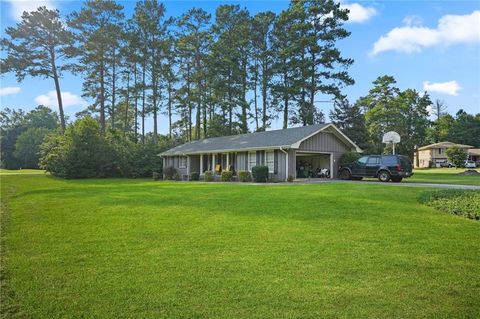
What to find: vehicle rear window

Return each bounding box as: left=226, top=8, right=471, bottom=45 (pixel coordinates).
left=381, top=155, right=398, bottom=165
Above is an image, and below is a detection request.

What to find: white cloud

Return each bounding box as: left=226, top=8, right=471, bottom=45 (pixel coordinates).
left=341, top=2, right=378, bottom=23
left=8, top=0, right=56, bottom=21
left=423, top=81, right=462, bottom=96
left=371, top=11, right=480, bottom=55
left=35, top=91, right=87, bottom=109
left=0, top=86, right=21, bottom=96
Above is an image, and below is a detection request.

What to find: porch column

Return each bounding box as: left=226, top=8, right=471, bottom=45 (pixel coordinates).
left=226, top=152, right=230, bottom=170
left=330, top=154, right=334, bottom=179
left=200, top=154, right=204, bottom=173
left=212, top=153, right=216, bottom=173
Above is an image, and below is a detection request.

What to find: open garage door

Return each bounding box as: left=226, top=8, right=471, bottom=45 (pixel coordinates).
left=295, top=152, right=332, bottom=179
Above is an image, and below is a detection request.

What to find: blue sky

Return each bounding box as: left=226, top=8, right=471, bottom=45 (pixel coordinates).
left=1, top=0, right=479, bottom=134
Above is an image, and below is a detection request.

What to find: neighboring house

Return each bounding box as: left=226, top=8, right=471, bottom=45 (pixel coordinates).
left=414, top=141, right=474, bottom=168
left=468, top=148, right=480, bottom=163
left=159, top=123, right=362, bottom=181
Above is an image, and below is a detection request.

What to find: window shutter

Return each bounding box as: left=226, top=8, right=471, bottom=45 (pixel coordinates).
left=274, top=150, right=278, bottom=174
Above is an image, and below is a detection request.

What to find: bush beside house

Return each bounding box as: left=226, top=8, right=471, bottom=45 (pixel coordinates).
left=252, top=166, right=269, bottom=183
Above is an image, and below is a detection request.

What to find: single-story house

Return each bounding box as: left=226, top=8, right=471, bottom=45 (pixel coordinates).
left=159, top=123, right=362, bottom=181
left=414, top=141, right=474, bottom=168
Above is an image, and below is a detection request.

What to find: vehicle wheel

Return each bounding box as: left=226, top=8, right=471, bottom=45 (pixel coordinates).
left=378, top=170, right=391, bottom=182
left=391, top=177, right=403, bottom=183
left=340, top=169, right=351, bottom=180
left=352, top=176, right=363, bottom=181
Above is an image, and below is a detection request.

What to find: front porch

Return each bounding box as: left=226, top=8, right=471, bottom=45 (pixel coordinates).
left=188, top=153, right=238, bottom=178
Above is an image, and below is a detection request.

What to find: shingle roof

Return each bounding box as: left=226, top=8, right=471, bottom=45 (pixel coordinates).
left=160, top=123, right=329, bottom=156
left=418, top=141, right=474, bottom=151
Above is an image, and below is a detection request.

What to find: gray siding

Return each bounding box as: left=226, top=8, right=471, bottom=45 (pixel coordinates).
left=299, top=132, right=349, bottom=153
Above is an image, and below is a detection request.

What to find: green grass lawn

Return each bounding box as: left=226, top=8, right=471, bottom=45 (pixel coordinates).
left=1, top=175, right=479, bottom=318
left=408, top=168, right=480, bottom=186
left=0, top=169, right=46, bottom=175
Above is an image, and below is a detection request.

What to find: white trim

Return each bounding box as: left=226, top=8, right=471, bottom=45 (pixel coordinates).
left=330, top=153, right=334, bottom=179
left=266, top=150, right=275, bottom=173
left=248, top=151, right=256, bottom=171
left=179, top=156, right=187, bottom=169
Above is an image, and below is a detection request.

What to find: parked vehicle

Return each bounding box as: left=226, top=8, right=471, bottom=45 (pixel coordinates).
left=464, top=160, right=477, bottom=168
left=439, top=161, right=454, bottom=168
left=339, top=154, right=413, bottom=182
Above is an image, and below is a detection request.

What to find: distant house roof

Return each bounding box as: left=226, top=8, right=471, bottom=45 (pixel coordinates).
left=468, top=148, right=480, bottom=156
left=418, top=141, right=474, bottom=151
left=160, top=123, right=361, bottom=156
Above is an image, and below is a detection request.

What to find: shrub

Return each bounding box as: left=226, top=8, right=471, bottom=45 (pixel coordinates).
left=204, top=171, right=214, bottom=182
left=163, top=166, right=178, bottom=180
left=419, top=190, right=480, bottom=220
left=339, top=151, right=361, bottom=166
left=445, top=146, right=468, bottom=168
left=238, top=170, right=251, bottom=182
left=221, top=170, right=233, bottom=182
left=190, top=172, right=199, bottom=181
left=39, top=117, right=116, bottom=178
left=152, top=171, right=162, bottom=181
left=252, top=165, right=269, bottom=183
left=287, top=175, right=294, bottom=182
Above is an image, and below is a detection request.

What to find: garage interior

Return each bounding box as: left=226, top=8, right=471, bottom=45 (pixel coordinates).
left=295, top=152, right=332, bottom=179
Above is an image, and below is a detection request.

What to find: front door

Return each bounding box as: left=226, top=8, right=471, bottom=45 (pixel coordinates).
left=366, top=156, right=380, bottom=176
left=352, top=156, right=368, bottom=176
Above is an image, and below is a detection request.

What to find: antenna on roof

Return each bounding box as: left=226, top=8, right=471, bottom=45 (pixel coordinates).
left=382, top=131, right=401, bottom=154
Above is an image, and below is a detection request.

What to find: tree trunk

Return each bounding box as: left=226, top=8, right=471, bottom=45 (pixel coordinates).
left=141, top=60, right=146, bottom=144
left=261, top=58, right=268, bottom=131
left=168, top=80, right=172, bottom=139
left=253, top=59, right=259, bottom=131
left=111, top=46, right=116, bottom=130
left=100, top=58, right=106, bottom=135
left=124, top=68, right=130, bottom=135
left=50, top=52, right=65, bottom=133
left=283, top=71, right=288, bottom=129
left=134, top=63, right=138, bottom=143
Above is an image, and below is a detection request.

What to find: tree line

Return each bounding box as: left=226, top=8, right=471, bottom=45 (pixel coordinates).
left=1, top=0, right=479, bottom=174
left=1, top=0, right=354, bottom=141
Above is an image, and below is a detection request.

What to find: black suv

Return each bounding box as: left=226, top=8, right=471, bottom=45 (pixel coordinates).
left=339, top=155, right=413, bottom=182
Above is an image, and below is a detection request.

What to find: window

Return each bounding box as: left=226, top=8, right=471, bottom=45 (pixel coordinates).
left=381, top=155, right=397, bottom=165
left=248, top=152, right=256, bottom=171
left=438, top=148, right=442, bottom=154
left=266, top=150, right=274, bottom=173
left=179, top=156, right=187, bottom=168
left=357, top=156, right=368, bottom=164
left=367, top=156, right=380, bottom=165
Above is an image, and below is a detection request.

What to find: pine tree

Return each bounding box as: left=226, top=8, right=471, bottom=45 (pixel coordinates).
left=1, top=7, right=75, bottom=133
left=68, top=0, right=124, bottom=135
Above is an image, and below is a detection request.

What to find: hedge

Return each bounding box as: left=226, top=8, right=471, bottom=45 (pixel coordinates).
left=252, top=166, right=269, bottom=183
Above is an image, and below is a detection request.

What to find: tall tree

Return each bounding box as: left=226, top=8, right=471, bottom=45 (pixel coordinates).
left=68, top=0, right=124, bottom=135
left=251, top=11, right=276, bottom=131
left=329, top=98, right=369, bottom=151
left=133, top=0, right=169, bottom=143
left=271, top=7, right=301, bottom=129
left=1, top=7, right=74, bottom=132
left=359, top=75, right=400, bottom=152
left=177, top=8, right=211, bottom=140
left=211, top=5, right=251, bottom=134
left=290, top=0, right=354, bottom=126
